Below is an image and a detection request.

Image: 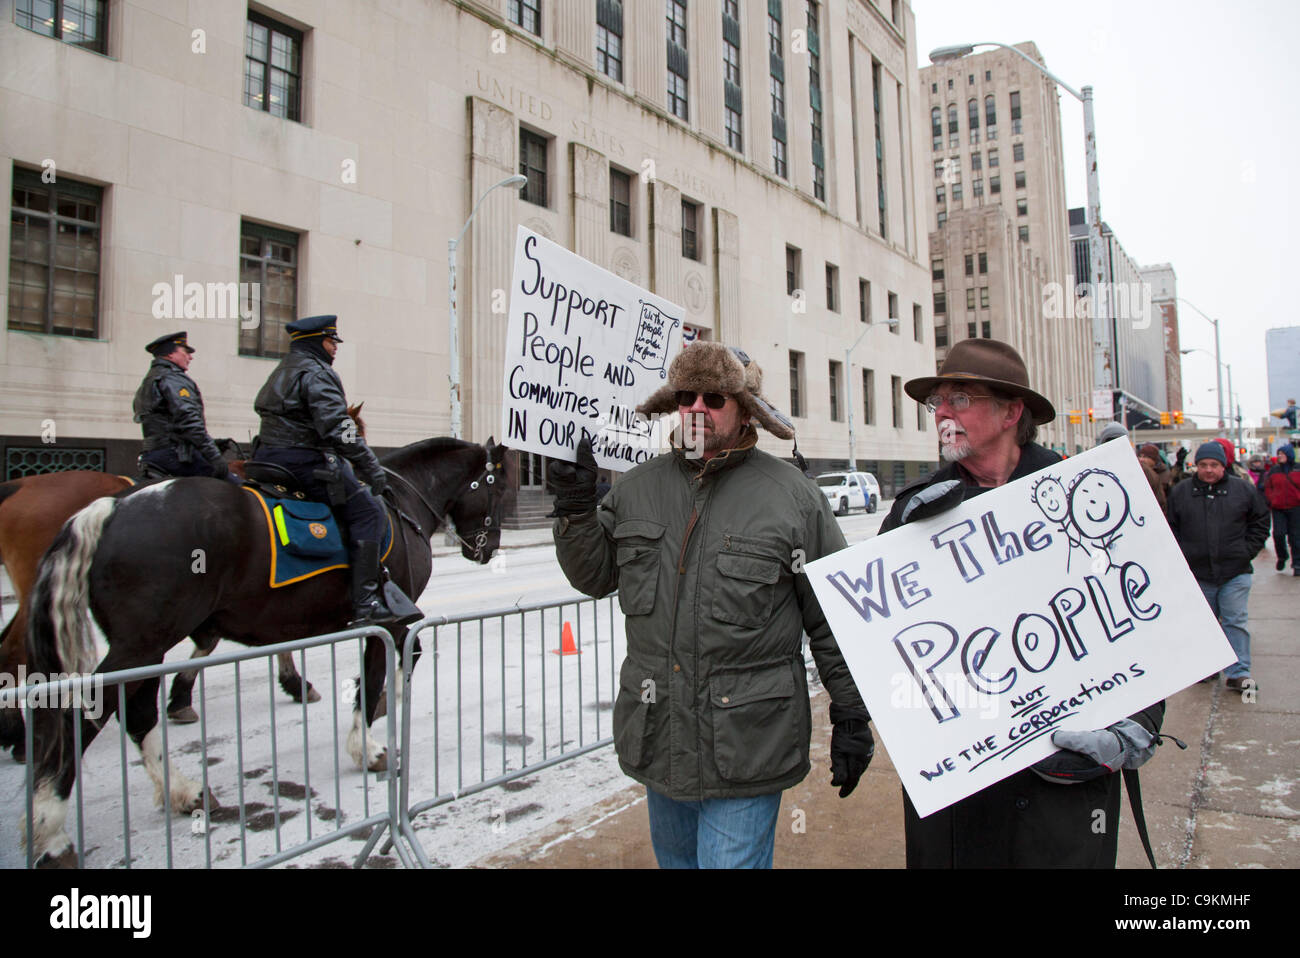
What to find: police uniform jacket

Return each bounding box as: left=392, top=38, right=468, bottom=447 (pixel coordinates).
left=552, top=428, right=866, bottom=801
left=254, top=348, right=384, bottom=487
left=133, top=357, right=223, bottom=468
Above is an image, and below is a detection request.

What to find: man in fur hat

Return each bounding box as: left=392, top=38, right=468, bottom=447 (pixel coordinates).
left=880, top=339, right=1165, bottom=868
left=547, top=341, right=874, bottom=869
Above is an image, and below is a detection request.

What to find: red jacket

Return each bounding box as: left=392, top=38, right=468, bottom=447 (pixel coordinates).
left=1262, top=465, right=1300, bottom=510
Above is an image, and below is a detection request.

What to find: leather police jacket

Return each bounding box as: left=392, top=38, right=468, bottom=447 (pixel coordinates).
left=132, top=358, right=222, bottom=466
left=254, top=346, right=384, bottom=486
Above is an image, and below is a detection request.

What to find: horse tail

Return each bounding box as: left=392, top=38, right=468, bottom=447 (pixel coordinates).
left=26, top=496, right=118, bottom=679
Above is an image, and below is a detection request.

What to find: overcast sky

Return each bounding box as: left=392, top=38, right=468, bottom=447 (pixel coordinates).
left=915, top=0, right=1298, bottom=433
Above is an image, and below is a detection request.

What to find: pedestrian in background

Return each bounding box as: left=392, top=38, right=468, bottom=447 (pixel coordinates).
left=1260, top=444, right=1300, bottom=575
left=1167, top=442, right=1270, bottom=692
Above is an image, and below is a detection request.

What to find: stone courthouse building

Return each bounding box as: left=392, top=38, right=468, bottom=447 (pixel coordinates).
left=1, top=0, right=941, bottom=514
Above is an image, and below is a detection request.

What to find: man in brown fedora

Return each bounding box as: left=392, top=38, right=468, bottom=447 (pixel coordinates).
left=880, top=338, right=1165, bottom=868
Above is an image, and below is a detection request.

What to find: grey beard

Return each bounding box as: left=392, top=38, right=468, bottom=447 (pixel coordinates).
left=940, top=437, right=972, bottom=462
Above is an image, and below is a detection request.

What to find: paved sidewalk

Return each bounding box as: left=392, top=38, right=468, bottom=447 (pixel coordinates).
left=476, top=551, right=1298, bottom=869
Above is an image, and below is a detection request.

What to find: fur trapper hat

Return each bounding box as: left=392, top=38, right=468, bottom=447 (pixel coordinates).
left=637, top=342, right=795, bottom=440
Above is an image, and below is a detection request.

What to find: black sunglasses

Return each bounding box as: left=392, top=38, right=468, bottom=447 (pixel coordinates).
left=675, top=390, right=728, bottom=409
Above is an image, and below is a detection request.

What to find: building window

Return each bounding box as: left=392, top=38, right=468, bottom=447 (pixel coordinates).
left=509, top=0, right=541, bottom=36
left=968, top=74, right=974, bottom=86
left=951, top=182, right=962, bottom=202
left=244, top=12, right=303, bottom=121
left=723, top=0, right=742, bottom=146
left=725, top=108, right=744, bottom=151
left=829, top=360, right=842, bottom=421
left=862, top=368, right=875, bottom=425
left=982, top=319, right=991, bottom=339
left=7, top=167, right=101, bottom=338
left=769, top=7, right=787, bottom=179
left=596, top=0, right=624, bottom=82
left=978, top=252, right=987, bottom=273
left=1015, top=170, right=1027, bottom=189
left=1019, top=225, right=1029, bottom=243
left=985, top=94, right=996, bottom=128
left=891, top=375, right=903, bottom=428
left=789, top=350, right=804, bottom=417
left=913, top=303, right=923, bottom=343
left=933, top=158, right=945, bottom=179
left=937, top=211, right=946, bottom=227
left=1017, top=198, right=1028, bottom=216
left=980, top=287, right=989, bottom=309
left=888, top=291, right=899, bottom=333
left=873, top=60, right=887, bottom=237
left=772, top=133, right=788, bottom=178
left=936, top=186, right=945, bottom=205
left=990, top=174, right=1001, bottom=194
left=917, top=402, right=927, bottom=432
left=1013, top=142, right=1025, bottom=163
left=968, top=99, right=980, bottom=131
left=965, top=254, right=974, bottom=277
left=988, top=148, right=999, bottom=168
left=681, top=199, right=700, bottom=260
left=15, top=0, right=108, bottom=53
left=971, top=153, right=982, bottom=172
left=610, top=166, right=632, bottom=236
left=966, top=288, right=976, bottom=310
left=931, top=259, right=944, bottom=281
left=968, top=321, right=977, bottom=339
left=1009, top=90, right=1021, bottom=123
left=519, top=128, right=548, bottom=206
left=859, top=278, right=871, bottom=324
left=723, top=36, right=741, bottom=84
left=238, top=221, right=298, bottom=358
left=825, top=263, right=839, bottom=312
left=666, top=0, right=689, bottom=121
left=947, top=104, right=958, bottom=134
left=933, top=292, right=946, bottom=314
left=972, top=177, right=983, bottom=197
left=786, top=245, right=801, bottom=296
left=807, top=0, right=825, bottom=201
left=935, top=323, right=948, bottom=348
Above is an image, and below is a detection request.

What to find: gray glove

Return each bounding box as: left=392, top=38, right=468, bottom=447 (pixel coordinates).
left=899, top=479, right=964, bottom=524
left=1031, top=719, right=1158, bottom=783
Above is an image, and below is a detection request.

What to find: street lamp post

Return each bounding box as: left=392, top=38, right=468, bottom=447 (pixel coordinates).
left=845, top=318, right=899, bottom=470
left=448, top=173, right=528, bottom=439
left=930, top=43, right=1112, bottom=400
left=1176, top=297, right=1225, bottom=437
left=1182, top=346, right=1238, bottom=447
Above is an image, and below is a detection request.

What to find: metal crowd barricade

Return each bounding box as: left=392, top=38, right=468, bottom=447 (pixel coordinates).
left=396, top=594, right=625, bottom=867
left=1, top=626, right=412, bottom=869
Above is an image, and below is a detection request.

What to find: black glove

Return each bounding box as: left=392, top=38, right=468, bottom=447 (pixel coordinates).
left=366, top=471, right=388, bottom=497
left=546, top=437, right=599, bottom=517
left=829, top=703, right=874, bottom=798
left=899, top=479, right=964, bottom=524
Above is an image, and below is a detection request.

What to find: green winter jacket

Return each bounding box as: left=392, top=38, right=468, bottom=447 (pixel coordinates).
left=553, top=432, right=865, bottom=800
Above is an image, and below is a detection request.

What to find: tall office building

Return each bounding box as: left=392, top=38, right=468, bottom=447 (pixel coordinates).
left=2, top=0, right=940, bottom=507
left=1139, top=263, right=1182, bottom=421
left=921, top=42, right=1092, bottom=452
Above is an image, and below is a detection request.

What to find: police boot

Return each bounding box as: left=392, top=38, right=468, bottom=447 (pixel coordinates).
left=349, top=541, right=421, bottom=630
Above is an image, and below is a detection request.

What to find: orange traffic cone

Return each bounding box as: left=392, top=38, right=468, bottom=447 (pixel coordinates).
left=551, top=620, right=582, bottom=656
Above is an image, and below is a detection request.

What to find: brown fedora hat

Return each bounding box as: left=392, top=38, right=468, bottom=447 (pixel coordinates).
left=904, top=339, right=1055, bottom=424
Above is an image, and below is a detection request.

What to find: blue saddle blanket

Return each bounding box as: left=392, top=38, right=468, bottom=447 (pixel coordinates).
left=244, top=488, right=393, bottom=588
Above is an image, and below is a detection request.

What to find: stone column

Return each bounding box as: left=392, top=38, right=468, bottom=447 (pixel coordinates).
left=648, top=179, right=682, bottom=305
left=555, top=0, right=595, bottom=67
left=570, top=142, right=609, bottom=265
left=627, top=0, right=666, bottom=111
left=713, top=207, right=739, bottom=344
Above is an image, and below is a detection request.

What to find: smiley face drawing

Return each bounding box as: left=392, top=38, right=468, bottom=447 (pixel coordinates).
left=1030, top=475, right=1069, bottom=526
left=1068, top=468, right=1142, bottom=557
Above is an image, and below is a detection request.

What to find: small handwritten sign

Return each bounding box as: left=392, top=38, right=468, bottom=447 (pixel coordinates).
left=805, top=440, right=1237, bottom=818
left=502, top=227, right=685, bottom=471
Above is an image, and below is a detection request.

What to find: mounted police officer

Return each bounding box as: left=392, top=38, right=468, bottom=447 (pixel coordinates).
left=134, top=331, right=232, bottom=480
left=251, top=314, right=416, bottom=629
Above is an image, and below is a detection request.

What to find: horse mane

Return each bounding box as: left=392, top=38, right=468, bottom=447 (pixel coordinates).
left=380, top=437, right=477, bottom=470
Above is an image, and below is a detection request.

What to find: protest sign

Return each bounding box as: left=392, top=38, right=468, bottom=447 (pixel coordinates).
left=806, top=440, right=1237, bottom=818
left=501, top=226, right=685, bottom=471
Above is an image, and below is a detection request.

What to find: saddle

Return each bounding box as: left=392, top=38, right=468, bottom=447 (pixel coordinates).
left=241, top=461, right=309, bottom=499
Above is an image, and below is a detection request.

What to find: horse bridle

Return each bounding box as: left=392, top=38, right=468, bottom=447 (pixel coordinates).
left=380, top=454, right=503, bottom=559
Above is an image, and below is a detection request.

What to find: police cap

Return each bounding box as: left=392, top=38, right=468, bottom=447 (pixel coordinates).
left=287, top=315, right=342, bottom=343
left=145, top=331, right=195, bottom=355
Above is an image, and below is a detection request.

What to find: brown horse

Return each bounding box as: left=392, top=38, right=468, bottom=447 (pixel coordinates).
left=0, top=403, right=365, bottom=756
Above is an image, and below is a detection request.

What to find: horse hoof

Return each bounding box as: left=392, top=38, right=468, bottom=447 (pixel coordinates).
left=34, top=847, right=78, bottom=869
left=305, top=684, right=321, bottom=704
left=168, top=706, right=200, bottom=725
left=178, top=787, right=221, bottom=815
left=367, top=751, right=388, bottom=773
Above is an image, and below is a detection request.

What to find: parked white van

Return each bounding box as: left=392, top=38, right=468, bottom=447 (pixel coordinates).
left=814, top=471, right=881, bottom=515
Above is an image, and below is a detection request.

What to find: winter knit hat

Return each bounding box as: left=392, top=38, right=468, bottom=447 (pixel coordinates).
left=1096, top=422, right=1129, bottom=445
left=638, top=342, right=795, bottom=440
left=1194, top=441, right=1227, bottom=467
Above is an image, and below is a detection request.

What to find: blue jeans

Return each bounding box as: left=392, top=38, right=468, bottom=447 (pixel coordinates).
left=645, top=789, right=782, bottom=869
left=1199, top=574, right=1252, bottom=678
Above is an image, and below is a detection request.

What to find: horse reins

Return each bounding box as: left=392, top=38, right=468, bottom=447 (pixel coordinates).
left=380, top=455, right=501, bottom=559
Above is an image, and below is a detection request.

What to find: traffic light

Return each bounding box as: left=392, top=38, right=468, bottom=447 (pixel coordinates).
left=1087, top=408, right=1095, bottom=422
left=1160, top=411, right=1170, bottom=426
left=1069, top=410, right=1082, bottom=425
left=1173, top=410, right=1184, bottom=425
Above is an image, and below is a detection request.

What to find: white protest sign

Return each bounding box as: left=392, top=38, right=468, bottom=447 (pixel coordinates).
left=502, top=226, right=685, bottom=471
left=806, top=440, right=1237, bottom=818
